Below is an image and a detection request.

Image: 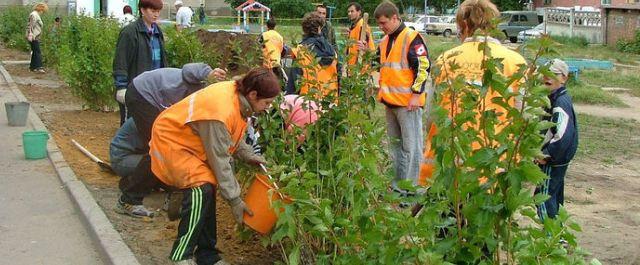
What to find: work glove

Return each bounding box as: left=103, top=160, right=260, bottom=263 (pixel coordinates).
left=115, top=88, right=126, bottom=104
left=246, top=154, right=267, bottom=166
left=229, top=197, right=253, bottom=225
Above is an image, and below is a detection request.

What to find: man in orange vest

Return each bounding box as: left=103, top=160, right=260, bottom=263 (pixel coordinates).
left=366, top=1, right=431, bottom=198
left=260, top=19, right=285, bottom=79
left=346, top=2, right=375, bottom=67
left=148, top=68, right=280, bottom=265
left=285, top=12, right=339, bottom=99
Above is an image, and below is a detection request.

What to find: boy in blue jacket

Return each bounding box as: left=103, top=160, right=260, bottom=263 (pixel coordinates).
left=535, top=59, right=579, bottom=221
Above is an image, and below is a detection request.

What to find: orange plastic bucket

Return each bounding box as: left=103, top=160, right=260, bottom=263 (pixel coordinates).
left=244, top=173, right=291, bottom=234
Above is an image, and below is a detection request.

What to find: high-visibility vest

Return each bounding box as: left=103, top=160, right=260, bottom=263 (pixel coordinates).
left=423, top=40, right=527, bottom=184
left=262, top=30, right=284, bottom=68
left=293, top=45, right=338, bottom=99
left=347, top=18, right=375, bottom=66
left=377, top=27, right=426, bottom=107
left=149, top=81, right=248, bottom=189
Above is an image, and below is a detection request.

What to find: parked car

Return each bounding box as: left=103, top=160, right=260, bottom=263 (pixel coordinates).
left=425, top=16, right=458, bottom=37
left=498, top=11, right=543, bottom=43
left=405, top=15, right=441, bottom=32
left=517, top=23, right=545, bottom=42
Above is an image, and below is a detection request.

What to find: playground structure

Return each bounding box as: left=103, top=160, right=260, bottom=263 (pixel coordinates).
left=234, top=0, right=270, bottom=33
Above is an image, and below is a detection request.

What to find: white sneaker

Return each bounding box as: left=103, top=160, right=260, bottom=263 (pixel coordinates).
left=173, top=259, right=197, bottom=265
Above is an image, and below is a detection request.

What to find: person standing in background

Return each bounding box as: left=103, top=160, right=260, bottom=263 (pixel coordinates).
left=346, top=2, right=375, bottom=67
left=26, top=3, right=48, bottom=73
left=174, top=0, right=194, bottom=31
left=112, top=0, right=168, bottom=126
left=315, top=4, right=337, bottom=51
left=198, top=3, right=206, bottom=25
left=121, top=5, right=136, bottom=26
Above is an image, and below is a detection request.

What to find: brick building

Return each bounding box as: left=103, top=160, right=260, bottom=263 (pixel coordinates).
left=533, top=0, right=638, bottom=9
left=603, top=5, right=640, bottom=46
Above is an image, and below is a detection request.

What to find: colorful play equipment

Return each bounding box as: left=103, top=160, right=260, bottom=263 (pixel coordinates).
left=234, top=0, right=271, bottom=33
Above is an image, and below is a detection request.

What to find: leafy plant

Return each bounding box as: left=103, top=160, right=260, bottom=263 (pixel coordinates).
left=255, top=26, right=593, bottom=264
left=57, top=15, right=120, bottom=110
left=616, top=30, right=640, bottom=54
left=0, top=5, right=33, bottom=51
left=163, top=27, right=205, bottom=68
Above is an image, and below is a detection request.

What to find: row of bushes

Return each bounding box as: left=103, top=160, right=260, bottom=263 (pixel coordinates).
left=0, top=5, right=257, bottom=110
left=617, top=30, right=640, bottom=54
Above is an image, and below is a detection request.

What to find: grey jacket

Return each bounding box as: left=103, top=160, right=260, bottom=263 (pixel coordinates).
left=132, top=63, right=213, bottom=110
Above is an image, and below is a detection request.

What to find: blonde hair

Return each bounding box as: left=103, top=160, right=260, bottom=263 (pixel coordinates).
left=456, top=0, right=499, bottom=35
left=33, top=3, right=49, bottom=12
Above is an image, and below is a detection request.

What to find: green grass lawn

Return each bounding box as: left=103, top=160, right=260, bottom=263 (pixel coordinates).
left=580, top=69, right=640, bottom=98
left=575, top=114, right=640, bottom=164
left=566, top=79, right=627, bottom=107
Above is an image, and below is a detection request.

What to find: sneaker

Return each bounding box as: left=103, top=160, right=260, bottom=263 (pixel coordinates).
left=214, top=260, right=231, bottom=265
left=115, top=200, right=155, bottom=218
left=30, top=68, right=45, bottom=73
left=173, top=259, right=197, bottom=265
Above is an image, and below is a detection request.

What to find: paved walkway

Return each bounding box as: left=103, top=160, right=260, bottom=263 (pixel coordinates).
left=0, top=78, right=104, bottom=264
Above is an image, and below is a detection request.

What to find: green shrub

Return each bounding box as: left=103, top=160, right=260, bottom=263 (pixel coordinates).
left=57, top=15, right=120, bottom=110
left=552, top=35, right=589, bottom=48
left=616, top=30, right=640, bottom=54
left=163, top=26, right=205, bottom=68
left=0, top=5, right=32, bottom=51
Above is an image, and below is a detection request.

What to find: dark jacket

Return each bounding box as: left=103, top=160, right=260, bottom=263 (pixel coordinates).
left=112, top=18, right=168, bottom=92
left=542, top=86, right=579, bottom=165
left=285, top=34, right=337, bottom=95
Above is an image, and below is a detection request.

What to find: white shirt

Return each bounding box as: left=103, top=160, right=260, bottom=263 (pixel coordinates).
left=175, top=6, right=193, bottom=28
left=121, top=13, right=136, bottom=26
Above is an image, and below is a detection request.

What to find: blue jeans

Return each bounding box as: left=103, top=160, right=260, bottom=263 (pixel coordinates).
left=385, top=106, right=424, bottom=191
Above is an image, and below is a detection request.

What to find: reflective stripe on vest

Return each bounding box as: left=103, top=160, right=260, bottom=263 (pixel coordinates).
left=149, top=81, right=248, bottom=189
left=377, top=27, right=425, bottom=107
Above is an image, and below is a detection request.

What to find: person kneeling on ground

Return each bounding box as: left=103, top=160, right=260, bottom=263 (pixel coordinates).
left=535, top=59, right=579, bottom=221
left=149, top=67, right=279, bottom=265
left=116, top=63, right=225, bottom=218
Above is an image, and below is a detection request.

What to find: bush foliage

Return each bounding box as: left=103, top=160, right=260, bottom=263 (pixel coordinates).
left=617, top=30, right=640, bottom=54
left=0, top=5, right=33, bottom=51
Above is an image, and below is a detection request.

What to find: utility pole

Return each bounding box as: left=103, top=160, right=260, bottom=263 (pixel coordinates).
left=424, top=0, right=428, bottom=15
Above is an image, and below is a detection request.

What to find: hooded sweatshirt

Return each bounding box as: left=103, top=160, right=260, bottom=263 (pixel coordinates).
left=285, top=34, right=337, bottom=94
left=132, top=63, right=212, bottom=110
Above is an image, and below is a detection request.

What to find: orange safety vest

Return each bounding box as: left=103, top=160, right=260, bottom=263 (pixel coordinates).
left=420, top=40, right=527, bottom=185
left=262, top=29, right=284, bottom=68
left=377, top=27, right=426, bottom=107
left=293, top=45, right=338, bottom=99
left=149, top=81, right=248, bottom=189
left=347, top=18, right=375, bottom=66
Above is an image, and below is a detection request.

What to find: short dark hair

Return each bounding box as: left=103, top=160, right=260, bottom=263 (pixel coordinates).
left=123, top=5, right=133, bottom=14
left=54, top=16, right=61, bottom=22
left=374, top=1, right=399, bottom=19
left=347, top=2, right=362, bottom=12
left=266, top=19, right=276, bottom=30
left=301, top=12, right=324, bottom=36
left=315, top=4, right=327, bottom=10
left=138, top=0, right=163, bottom=10
left=236, top=67, right=281, bottom=99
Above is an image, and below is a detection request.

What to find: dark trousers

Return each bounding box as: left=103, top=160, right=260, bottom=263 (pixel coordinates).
left=125, top=84, right=161, bottom=150
left=170, top=183, right=221, bottom=264
left=29, top=40, right=43, bottom=70
left=118, top=103, right=127, bottom=126
left=535, top=163, right=568, bottom=220
left=119, top=155, right=164, bottom=205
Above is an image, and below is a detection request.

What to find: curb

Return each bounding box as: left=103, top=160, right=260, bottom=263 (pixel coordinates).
left=0, top=64, right=140, bottom=265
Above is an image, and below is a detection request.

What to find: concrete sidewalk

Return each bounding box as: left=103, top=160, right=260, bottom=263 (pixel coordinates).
left=0, top=77, right=104, bottom=264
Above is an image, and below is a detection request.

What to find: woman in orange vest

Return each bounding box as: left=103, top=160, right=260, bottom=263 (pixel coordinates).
left=419, top=0, right=527, bottom=185
left=149, top=68, right=280, bottom=265
left=346, top=2, right=375, bottom=67
left=285, top=12, right=339, bottom=100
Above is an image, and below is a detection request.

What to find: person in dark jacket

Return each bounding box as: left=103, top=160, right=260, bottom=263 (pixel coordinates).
left=315, top=4, right=337, bottom=51
left=285, top=12, right=338, bottom=97
left=113, top=0, right=168, bottom=126
left=535, top=59, right=579, bottom=221
left=116, top=63, right=225, bottom=218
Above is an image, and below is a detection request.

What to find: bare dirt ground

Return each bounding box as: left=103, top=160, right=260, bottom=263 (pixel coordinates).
left=1, top=48, right=278, bottom=264
left=2, top=43, right=639, bottom=264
